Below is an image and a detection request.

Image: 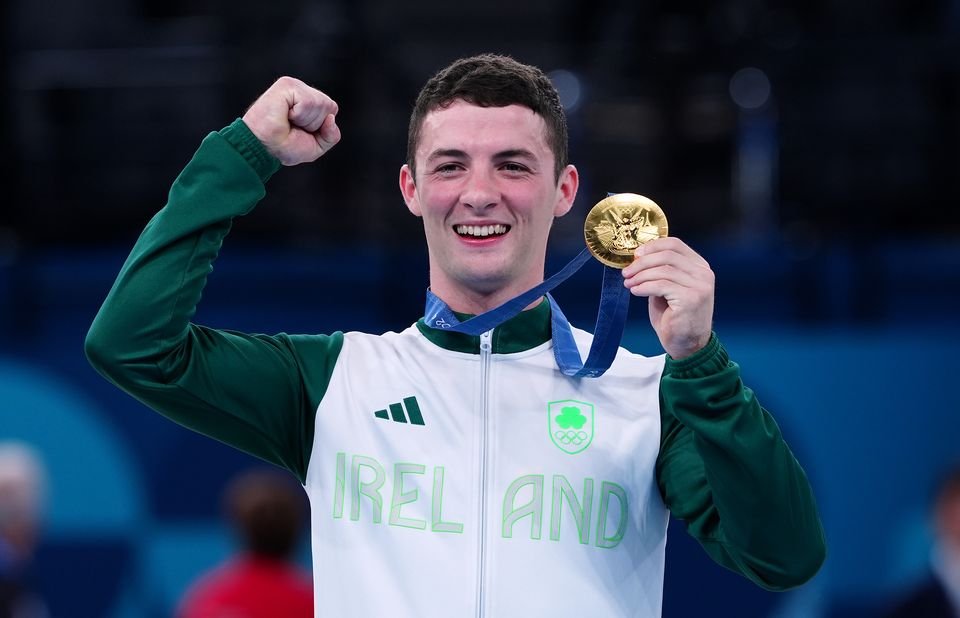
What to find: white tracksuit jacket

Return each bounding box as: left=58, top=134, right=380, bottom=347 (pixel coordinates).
left=306, top=323, right=668, bottom=616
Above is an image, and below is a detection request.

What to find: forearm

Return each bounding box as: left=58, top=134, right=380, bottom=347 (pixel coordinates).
left=656, top=334, right=826, bottom=590
left=85, top=120, right=278, bottom=382
left=83, top=122, right=326, bottom=479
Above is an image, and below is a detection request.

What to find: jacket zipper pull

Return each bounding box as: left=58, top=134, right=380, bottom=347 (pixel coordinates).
left=480, top=330, right=492, bottom=354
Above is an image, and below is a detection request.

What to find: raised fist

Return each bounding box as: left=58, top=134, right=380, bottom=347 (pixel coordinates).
left=242, top=76, right=341, bottom=166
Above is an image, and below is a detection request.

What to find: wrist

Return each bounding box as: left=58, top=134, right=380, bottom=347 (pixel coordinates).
left=664, top=332, right=712, bottom=360
left=219, top=119, right=281, bottom=183
left=664, top=332, right=728, bottom=378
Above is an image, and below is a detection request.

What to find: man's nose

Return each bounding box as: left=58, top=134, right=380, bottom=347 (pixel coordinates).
left=461, top=170, right=499, bottom=211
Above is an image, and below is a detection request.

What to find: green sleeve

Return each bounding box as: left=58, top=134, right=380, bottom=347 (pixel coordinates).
left=84, top=119, right=342, bottom=484
left=655, top=333, right=826, bottom=590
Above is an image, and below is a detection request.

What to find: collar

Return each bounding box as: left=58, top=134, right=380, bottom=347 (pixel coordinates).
left=416, top=297, right=552, bottom=354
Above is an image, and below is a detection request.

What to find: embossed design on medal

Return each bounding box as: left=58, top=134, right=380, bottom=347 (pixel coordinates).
left=584, top=193, right=669, bottom=268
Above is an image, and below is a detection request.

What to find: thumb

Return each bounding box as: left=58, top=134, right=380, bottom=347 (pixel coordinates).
left=314, top=113, right=341, bottom=156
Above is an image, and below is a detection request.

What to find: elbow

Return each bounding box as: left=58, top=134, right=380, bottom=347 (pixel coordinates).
left=789, top=532, right=827, bottom=588
left=755, top=531, right=827, bottom=591
left=84, top=319, right=138, bottom=381
left=85, top=316, right=178, bottom=384
left=84, top=321, right=114, bottom=378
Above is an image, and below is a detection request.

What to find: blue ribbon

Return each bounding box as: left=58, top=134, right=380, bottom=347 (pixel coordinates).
left=423, top=247, right=632, bottom=378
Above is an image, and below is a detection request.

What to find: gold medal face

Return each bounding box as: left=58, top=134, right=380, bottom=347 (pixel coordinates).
left=584, top=194, right=669, bottom=268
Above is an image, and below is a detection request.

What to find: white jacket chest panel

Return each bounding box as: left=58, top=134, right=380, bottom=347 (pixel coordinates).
left=305, top=325, right=670, bottom=617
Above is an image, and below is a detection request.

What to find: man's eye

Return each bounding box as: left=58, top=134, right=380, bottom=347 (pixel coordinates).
left=501, top=163, right=529, bottom=173
left=436, top=163, right=462, bottom=175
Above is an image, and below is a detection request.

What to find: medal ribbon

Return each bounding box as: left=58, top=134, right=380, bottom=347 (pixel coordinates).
left=423, top=247, right=632, bottom=378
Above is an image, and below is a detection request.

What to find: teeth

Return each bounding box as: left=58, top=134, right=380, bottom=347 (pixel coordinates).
left=455, top=224, right=508, bottom=237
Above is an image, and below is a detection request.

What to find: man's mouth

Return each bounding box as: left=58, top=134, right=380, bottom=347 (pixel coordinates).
left=454, top=224, right=511, bottom=238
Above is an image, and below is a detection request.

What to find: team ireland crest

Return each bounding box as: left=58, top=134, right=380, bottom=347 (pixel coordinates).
left=548, top=400, right=595, bottom=455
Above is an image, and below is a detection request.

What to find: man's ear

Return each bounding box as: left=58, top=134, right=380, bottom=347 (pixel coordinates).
left=553, top=164, right=579, bottom=218
left=399, top=164, right=422, bottom=217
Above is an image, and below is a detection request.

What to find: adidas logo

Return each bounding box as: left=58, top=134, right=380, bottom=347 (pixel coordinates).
left=373, top=396, right=425, bottom=426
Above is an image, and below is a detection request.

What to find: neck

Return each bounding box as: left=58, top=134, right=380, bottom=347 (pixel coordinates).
left=430, top=279, right=544, bottom=315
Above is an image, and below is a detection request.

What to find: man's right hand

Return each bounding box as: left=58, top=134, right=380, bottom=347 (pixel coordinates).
left=242, top=77, right=341, bottom=166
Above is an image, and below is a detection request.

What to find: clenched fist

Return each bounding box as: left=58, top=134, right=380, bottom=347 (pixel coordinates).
left=242, top=76, right=341, bottom=166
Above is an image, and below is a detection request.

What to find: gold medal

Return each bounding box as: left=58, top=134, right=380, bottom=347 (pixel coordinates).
left=583, top=193, right=668, bottom=268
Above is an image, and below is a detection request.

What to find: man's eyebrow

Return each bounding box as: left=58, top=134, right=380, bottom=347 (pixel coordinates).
left=425, top=148, right=539, bottom=162
left=426, top=148, right=469, bottom=162
left=493, top=149, right=537, bottom=160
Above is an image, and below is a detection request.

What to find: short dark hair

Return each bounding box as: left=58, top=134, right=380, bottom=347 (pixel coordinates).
left=407, top=54, right=568, bottom=181
left=934, top=464, right=960, bottom=507
left=224, top=469, right=306, bottom=559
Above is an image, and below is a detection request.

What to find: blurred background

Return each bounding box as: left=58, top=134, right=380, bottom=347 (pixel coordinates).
left=1, top=0, right=959, bottom=616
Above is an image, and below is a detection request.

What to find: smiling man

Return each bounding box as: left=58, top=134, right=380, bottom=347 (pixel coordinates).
left=399, top=99, right=577, bottom=312
left=86, top=54, right=825, bottom=617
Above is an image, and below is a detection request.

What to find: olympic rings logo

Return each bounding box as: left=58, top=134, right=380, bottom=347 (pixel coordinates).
left=554, top=430, right=589, bottom=445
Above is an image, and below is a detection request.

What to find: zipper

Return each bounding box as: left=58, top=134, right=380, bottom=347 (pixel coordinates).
left=475, top=329, right=493, bottom=618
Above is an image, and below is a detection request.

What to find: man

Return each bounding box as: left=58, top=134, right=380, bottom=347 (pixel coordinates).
left=884, top=466, right=960, bottom=617
left=0, top=442, right=49, bottom=618
left=178, top=469, right=312, bottom=618
left=86, top=54, right=825, bottom=617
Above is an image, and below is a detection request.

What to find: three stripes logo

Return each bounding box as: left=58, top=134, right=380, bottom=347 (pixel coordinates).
left=373, top=396, right=425, bottom=426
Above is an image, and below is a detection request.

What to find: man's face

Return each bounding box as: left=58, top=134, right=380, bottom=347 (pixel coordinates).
left=399, top=100, right=578, bottom=309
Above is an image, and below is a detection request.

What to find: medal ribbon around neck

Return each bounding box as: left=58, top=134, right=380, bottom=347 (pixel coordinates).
left=423, top=193, right=668, bottom=378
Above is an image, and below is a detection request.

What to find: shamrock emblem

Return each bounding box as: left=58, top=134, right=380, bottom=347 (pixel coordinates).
left=555, top=406, right=587, bottom=430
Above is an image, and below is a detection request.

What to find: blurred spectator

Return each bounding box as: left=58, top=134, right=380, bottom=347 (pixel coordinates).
left=177, top=468, right=312, bottom=618
left=0, top=442, right=48, bottom=618
left=884, top=465, right=960, bottom=617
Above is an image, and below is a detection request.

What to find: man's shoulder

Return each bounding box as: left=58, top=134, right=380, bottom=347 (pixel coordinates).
left=340, top=323, right=422, bottom=343
left=277, top=325, right=422, bottom=359
left=335, top=323, right=431, bottom=356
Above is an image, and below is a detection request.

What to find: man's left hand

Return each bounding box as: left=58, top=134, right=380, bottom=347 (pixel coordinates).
left=621, top=237, right=715, bottom=360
